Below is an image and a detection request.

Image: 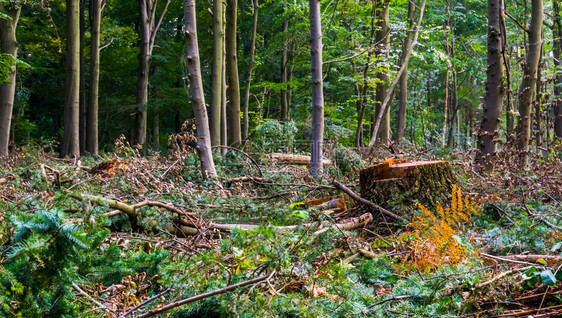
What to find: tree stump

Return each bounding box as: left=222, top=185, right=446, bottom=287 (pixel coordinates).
left=359, top=159, right=456, bottom=219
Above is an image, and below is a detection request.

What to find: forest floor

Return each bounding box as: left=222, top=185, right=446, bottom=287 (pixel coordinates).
left=0, top=138, right=561, bottom=317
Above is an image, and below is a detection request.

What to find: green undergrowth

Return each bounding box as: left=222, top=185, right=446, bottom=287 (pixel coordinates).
left=0, top=144, right=561, bottom=317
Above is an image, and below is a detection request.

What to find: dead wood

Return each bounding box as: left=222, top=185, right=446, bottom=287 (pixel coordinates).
left=472, top=266, right=533, bottom=291
left=313, top=212, right=374, bottom=235
left=332, top=180, right=407, bottom=224
left=269, top=153, right=331, bottom=166
left=137, top=272, right=274, bottom=318
left=0, top=175, right=15, bottom=185
left=225, top=176, right=266, bottom=183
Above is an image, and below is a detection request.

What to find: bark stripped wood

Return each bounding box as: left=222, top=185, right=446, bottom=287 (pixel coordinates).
left=269, top=153, right=331, bottom=166
left=366, top=0, right=427, bottom=157
left=332, top=180, right=407, bottom=224
left=137, top=272, right=274, bottom=318
left=184, top=0, right=217, bottom=178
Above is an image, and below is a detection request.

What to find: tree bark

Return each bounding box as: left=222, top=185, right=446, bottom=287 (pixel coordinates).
left=475, top=0, right=505, bottom=170
left=441, top=0, right=451, bottom=148
left=515, top=0, right=543, bottom=157
left=210, top=0, right=224, bottom=146
left=226, top=0, right=241, bottom=147
left=79, top=0, right=86, bottom=154
left=61, top=0, right=81, bottom=158
left=86, top=0, right=103, bottom=155
left=553, top=0, right=562, bottom=139
left=395, top=0, right=415, bottom=144
left=374, top=0, right=391, bottom=145
left=134, top=0, right=170, bottom=147
left=309, top=0, right=324, bottom=179
left=221, top=3, right=227, bottom=153
left=242, top=0, right=258, bottom=143
left=184, top=0, right=218, bottom=178
left=0, top=3, right=20, bottom=158
left=366, top=0, right=427, bottom=156
left=280, top=1, right=289, bottom=121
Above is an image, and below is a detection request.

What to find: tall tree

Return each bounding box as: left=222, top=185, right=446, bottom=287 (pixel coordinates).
left=308, top=0, right=324, bottom=179
left=515, top=0, right=543, bottom=156
left=226, top=0, right=241, bottom=147
left=79, top=0, right=86, bottom=154
left=441, top=0, right=451, bottom=148
left=0, top=1, right=21, bottom=158
left=280, top=0, right=289, bottom=121
left=242, top=0, right=258, bottom=143
left=395, top=0, right=415, bottom=144
left=134, top=0, right=170, bottom=147
left=210, top=0, right=224, bottom=146
left=61, top=0, right=81, bottom=158
left=554, top=0, right=562, bottom=139
left=374, top=0, right=391, bottom=144
left=475, top=0, right=505, bottom=170
left=367, top=0, right=427, bottom=156
left=86, top=0, right=104, bottom=155
left=184, top=0, right=217, bottom=178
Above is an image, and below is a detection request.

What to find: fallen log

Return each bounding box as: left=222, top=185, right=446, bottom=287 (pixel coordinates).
left=269, top=153, right=331, bottom=166
left=332, top=180, right=407, bottom=224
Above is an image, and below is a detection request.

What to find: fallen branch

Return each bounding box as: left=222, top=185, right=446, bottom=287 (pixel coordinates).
left=313, top=213, right=373, bottom=235
left=471, top=266, right=533, bottom=291
left=332, top=180, right=407, bottom=224
left=225, top=176, right=266, bottom=184
left=137, top=272, right=274, bottom=318
left=0, top=175, right=15, bottom=185
left=119, top=285, right=173, bottom=318
left=72, top=282, right=110, bottom=313
left=269, top=153, right=331, bottom=166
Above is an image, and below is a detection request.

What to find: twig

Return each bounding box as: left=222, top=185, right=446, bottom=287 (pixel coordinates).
left=119, top=285, right=173, bottom=318
left=481, top=253, right=537, bottom=266
left=471, top=266, right=533, bottom=291
left=332, top=180, right=407, bottom=224
left=211, top=145, right=263, bottom=177
left=137, top=272, right=274, bottom=318
left=72, top=282, right=109, bottom=312
left=368, top=295, right=412, bottom=308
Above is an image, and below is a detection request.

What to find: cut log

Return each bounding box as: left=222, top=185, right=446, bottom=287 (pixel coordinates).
left=360, top=159, right=456, bottom=218
left=269, top=153, right=331, bottom=166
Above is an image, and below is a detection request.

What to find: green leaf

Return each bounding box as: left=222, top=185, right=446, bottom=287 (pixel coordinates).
left=540, top=270, right=557, bottom=286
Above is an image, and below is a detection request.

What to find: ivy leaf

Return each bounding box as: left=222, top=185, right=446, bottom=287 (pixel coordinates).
left=540, top=270, right=557, bottom=286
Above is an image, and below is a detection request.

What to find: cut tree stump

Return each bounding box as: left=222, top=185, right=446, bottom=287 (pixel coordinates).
left=359, top=159, right=456, bottom=219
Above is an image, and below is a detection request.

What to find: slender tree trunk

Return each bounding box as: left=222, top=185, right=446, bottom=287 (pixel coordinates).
left=475, top=0, right=505, bottom=170
left=395, top=0, right=415, bottom=143
left=221, top=8, right=227, bottom=154
left=210, top=0, right=224, bottom=146
left=534, top=44, right=543, bottom=149
left=440, top=0, right=451, bottom=148
left=355, top=1, right=376, bottom=148
left=134, top=0, right=170, bottom=147
left=86, top=0, right=102, bottom=155
left=226, top=0, right=241, bottom=147
left=366, top=0, right=427, bottom=156
left=79, top=0, right=86, bottom=154
left=374, top=0, right=390, bottom=144
left=184, top=0, right=217, bottom=178
left=0, top=3, right=20, bottom=158
left=242, top=0, right=258, bottom=143
left=505, top=46, right=515, bottom=136
left=61, top=0, right=81, bottom=158
left=515, top=0, right=543, bottom=157
left=553, top=0, right=562, bottom=138
left=281, top=1, right=289, bottom=121
left=309, top=0, right=324, bottom=179
left=446, top=66, right=458, bottom=147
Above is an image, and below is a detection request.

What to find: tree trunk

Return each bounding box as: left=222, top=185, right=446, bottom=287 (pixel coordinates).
left=395, top=0, right=415, bottom=143
left=134, top=0, right=170, bottom=147
left=221, top=3, right=227, bottom=154
left=280, top=1, right=289, bottom=121
left=475, top=0, right=505, bottom=170
left=515, top=0, right=543, bottom=157
left=79, top=0, right=86, bottom=154
left=242, top=0, right=258, bottom=143
left=553, top=0, right=562, bottom=139
left=308, top=0, right=324, bottom=179
left=226, top=0, right=241, bottom=147
left=446, top=65, right=458, bottom=148
left=210, top=0, right=224, bottom=146
left=184, top=0, right=217, bottom=178
left=0, top=3, right=20, bottom=158
left=374, top=0, right=390, bottom=145
left=440, top=0, right=451, bottom=148
left=86, top=0, right=102, bottom=155
left=355, top=2, right=376, bottom=148
left=61, top=0, right=81, bottom=158
left=135, top=0, right=151, bottom=147
left=534, top=44, right=543, bottom=149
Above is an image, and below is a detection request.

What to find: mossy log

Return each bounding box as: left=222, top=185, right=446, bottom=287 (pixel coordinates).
left=359, top=160, right=456, bottom=219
